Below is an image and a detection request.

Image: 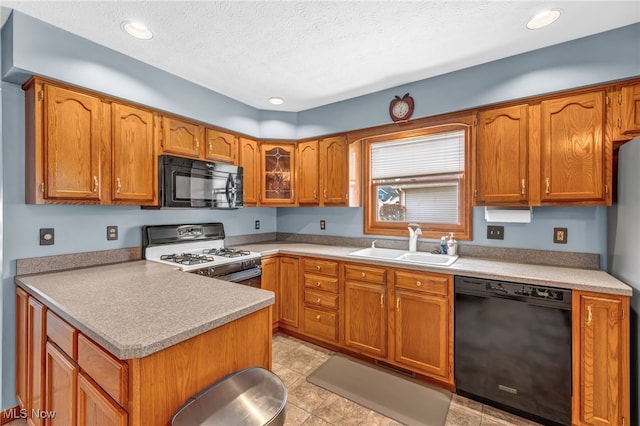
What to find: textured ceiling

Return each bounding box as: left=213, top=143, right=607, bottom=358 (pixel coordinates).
left=2, top=1, right=639, bottom=112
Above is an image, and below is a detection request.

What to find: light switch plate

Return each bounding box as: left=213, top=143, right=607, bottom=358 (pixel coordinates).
left=554, top=227, right=568, bottom=244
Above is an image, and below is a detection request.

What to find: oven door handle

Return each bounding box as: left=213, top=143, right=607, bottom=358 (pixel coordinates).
left=216, top=266, right=262, bottom=283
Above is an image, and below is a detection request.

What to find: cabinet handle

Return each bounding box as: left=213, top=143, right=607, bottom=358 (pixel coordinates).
left=416, top=281, right=422, bottom=287
left=116, top=178, right=122, bottom=194
left=521, top=179, right=526, bottom=196
left=545, top=178, right=550, bottom=195
left=316, top=298, right=321, bottom=303
left=587, top=305, right=593, bottom=326
left=93, top=176, right=99, bottom=192
left=396, top=297, right=400, bottom=311
left=361, top=272, right=366, bottom=278
left=380, top=294, right=384, bottom=307
left=208, top=141, right=212, bottom=152
left=316, top=265, right=321, bottom=271
left=316, top=314, right=321, bottom=320
left=195, top=138, right=200, bottom=150
left=40, top=182, right=45, bottom=193
left=314, top=190, right=317, bottom=200
left=316, top=281, right=321, bottom=287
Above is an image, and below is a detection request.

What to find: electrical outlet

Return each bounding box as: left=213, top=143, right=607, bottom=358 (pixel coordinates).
left=554, top=227, right=568, bottom=244
left=487, top=225, right=504, bottom=240
left=320, top=220, right=326, bottom=230
left=107, top=226, right=118, bottom=241
left=255, top=220, right=261, bottom=230
left=40, top=228, right=55, bottom=245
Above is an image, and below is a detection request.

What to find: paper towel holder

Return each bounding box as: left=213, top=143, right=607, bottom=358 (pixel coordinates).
left=484, top=206, right=532, bottom=223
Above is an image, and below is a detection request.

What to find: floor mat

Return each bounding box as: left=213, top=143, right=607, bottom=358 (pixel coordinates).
left=307, top=355, right=451, bottom=426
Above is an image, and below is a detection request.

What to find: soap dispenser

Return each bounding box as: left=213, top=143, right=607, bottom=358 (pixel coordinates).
left=440, top=236, right=447, bottom=254
left=447, top=233, right=457, bottom=255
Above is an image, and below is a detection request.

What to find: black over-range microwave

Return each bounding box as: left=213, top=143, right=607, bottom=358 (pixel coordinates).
left=157, top=155, right=243, bottom=209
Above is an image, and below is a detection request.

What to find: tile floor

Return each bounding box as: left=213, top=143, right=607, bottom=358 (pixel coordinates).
left=6, top=334, right=541, bottom=426
left=272, top=333, right=541, bottom=426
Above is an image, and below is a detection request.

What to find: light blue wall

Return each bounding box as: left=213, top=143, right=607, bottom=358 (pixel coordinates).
left=1, top=9, right=639, bottom=411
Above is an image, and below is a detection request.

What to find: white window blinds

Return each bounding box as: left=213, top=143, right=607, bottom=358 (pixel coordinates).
left=371, top=130, right=465, bottom=180
left=403, top=183, right=459, bottom=223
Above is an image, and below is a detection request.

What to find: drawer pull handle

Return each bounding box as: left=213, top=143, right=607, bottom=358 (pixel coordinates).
left=316, top=282, right=321, bottom=287
left=361, top=272, right=366, bottom=278
left=316, top=298, right=321, bottom=303
left=545, top=178, right=550, bottom=195
left=316, top=315, right=321, bottom=320
left=316, top=265, right=321, bottom=271
left=587, top=305, right=593, bottom=326
left=416, top=281, right=422, bottom=287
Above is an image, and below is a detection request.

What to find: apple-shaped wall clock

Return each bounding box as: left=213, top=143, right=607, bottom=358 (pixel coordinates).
left=389, top=93, right=415, bottom=122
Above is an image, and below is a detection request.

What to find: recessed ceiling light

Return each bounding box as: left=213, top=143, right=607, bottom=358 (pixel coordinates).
left=526, top=9, right=561, bottom=30
left=268, top=97, right=285, bottom=105
left=121, top=21, right=153, bottom=40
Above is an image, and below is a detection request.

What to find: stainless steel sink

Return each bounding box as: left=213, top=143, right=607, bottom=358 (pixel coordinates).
left=348, top=247, right=458, bottom=266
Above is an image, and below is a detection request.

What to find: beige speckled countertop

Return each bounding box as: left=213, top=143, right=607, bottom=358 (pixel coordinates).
left=234, top=242, right=633, bottom=296
left=15, top=261, right=274, bottom=360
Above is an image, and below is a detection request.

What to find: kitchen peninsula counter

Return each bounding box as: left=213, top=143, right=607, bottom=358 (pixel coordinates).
left=235, top=242, right=633, bottom=296
left=15, top=260, right=274, bottom=359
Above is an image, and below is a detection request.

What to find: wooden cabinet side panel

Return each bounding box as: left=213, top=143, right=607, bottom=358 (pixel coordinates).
left=572, top=291, right=630, bottom=426
left=16, top=288, right=29, bottom=409
left=127, top=308, right=271, bottom=426
left=77, top=373, right=127, bottom=426
left=45, top=342, right=78, bottom=426
left=111, top=104, right=157, bottom=204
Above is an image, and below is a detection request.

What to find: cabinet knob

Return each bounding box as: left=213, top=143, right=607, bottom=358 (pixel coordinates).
left=316, top=298, right=321, bottom=303
left=416, top=281, right=422, bottom=287
left=316, top=282, right=321, bottom=287
left=361, top=272, right=366, bottom=278
left=316, top=265, right=321, bottom=271
left=316, top=315, right=321, bottom=320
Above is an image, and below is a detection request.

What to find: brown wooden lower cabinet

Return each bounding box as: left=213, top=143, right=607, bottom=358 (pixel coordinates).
left=343, top=278, right=387, bottom=358
left=17, top=288, right=272, bottom=426
left=572, top=290, right=630, bottom=426
left=278, top=256, right=300, bottom=329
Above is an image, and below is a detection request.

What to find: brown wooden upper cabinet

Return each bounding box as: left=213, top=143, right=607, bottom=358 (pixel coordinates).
left=160, top=115, right=204, bottom=158
left=609, top=83, right=640, bottom=142
left=475, top=105, right=529, bottom=205
left=24, top=79, right=158, bottom=206
left=205, top=129, right=238, bottom=164
left=111, top=104, right=158, bottom=205
left=297, top=135, right=360, bottom=207
left=540, top=91, right=609, bottom=204
left=239, top=137, right=261, bottom=206
left=297, top=140, right=320, bottom=204
left=260, top=142, right=296, bottom=206
left=474, top=91, right=611, bottom=206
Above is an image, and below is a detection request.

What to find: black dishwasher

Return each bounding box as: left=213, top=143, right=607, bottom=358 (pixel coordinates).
left=454, top=276, right=571, bottom=426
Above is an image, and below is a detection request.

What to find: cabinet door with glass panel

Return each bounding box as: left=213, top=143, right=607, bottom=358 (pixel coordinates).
left=364, top=122, right=472, bottom=240
left=260, top=143, right=296, bottom=206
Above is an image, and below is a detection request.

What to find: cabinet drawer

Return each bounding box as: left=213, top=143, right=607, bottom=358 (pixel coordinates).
left=303, top=258, right=339, bottom=277
left=46, top=311, right=78, bottom=359
left=344, top=264, right=386, bottom=285
left=304, top=289, right=339, bottom=310
left=394, top=271, right=449, bottom=296
left=304, top=274, right=339, bottom=293
left=77, top=334, right=128, bottom=407
left=303, top=307, right=338, bottom=342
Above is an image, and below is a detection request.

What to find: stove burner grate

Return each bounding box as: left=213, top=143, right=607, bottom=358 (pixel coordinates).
left=160, top=253, right=215, bottom=265
left=202, top=248, right=251, bottom=258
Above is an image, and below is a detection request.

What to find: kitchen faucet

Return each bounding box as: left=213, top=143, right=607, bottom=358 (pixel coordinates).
left=407, top=223, right=422, bottom=252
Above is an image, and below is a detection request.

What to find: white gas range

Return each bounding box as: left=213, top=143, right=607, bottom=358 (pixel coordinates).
left=143, top=223, right=262, bottom=286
